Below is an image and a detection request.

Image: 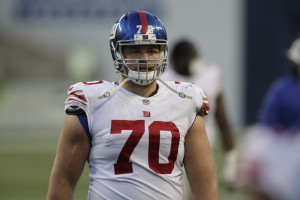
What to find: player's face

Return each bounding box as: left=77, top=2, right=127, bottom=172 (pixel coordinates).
left=122, top=45, right=161, bottom=72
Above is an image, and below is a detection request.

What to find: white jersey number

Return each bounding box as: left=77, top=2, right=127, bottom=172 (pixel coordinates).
left=136, top=25, right=154, bottom=34
left=111, top=120, right=180, bottom=175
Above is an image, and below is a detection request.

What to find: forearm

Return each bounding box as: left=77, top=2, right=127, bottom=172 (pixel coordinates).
left=191, top=174, right=218, bottom=200
left=215, top=94, right=234, bottom=151
left=217, top=111, right=234, bottom=151
left=187, top=164, right=218, bottom=200
left=47, top=177, right=75, bottom=200
left=47, top=164, right=79, bottom=200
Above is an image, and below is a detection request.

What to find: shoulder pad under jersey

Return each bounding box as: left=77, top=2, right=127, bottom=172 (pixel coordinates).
left=64, top=80, right=111, bottom=114
left=162, top=81, right=210, bottom=117
left=64, top=82, right=88, bottom=114
left=196, top=97, right=210, bottom=117
left=193, top=84, right=210, bottom=117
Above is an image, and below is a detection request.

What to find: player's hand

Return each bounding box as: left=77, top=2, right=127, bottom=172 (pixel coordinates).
left=222, top=149, right=238, bottom=190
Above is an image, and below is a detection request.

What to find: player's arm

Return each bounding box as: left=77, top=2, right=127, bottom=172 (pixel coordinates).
left=47, top=115, right=91, bottom=200
left=215, top=93, right=234, bottom=151
left=215, top=93, right=239, bottom=188
left=184, top=115, right=218, bottom=200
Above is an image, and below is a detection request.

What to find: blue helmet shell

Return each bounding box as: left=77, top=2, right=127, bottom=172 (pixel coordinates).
left=110, top=10, right=168, bottom=64
left=109, top=11, right=168, bottom=85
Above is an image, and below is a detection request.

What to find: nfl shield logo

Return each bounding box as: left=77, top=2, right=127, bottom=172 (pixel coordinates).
left=142, top=99, right=150, bottom=105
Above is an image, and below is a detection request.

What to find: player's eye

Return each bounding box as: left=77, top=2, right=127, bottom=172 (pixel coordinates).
left=149, top=49, right=160, bottom=54
left=129, top=50, right=141, bottom=54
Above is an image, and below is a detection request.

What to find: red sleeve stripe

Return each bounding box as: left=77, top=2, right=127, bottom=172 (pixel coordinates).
left=68, top=93, right=87, bottom=102
left=138, top=11, right=148, bottom=34
left=68, top=90, right=87, bottom=101
left=66, top=95, right=87, bottom=104
left=69, top=89, right=84, bottom=95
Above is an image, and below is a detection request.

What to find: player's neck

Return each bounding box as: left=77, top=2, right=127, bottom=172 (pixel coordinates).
left=119, top=76, right=157, bottom=98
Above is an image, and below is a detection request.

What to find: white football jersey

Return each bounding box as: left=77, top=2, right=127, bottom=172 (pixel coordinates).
left=65, top=80, right=209, bottom=200
left=162, top=62, right=223, bottom=146
left=238, top=125, right=300, bottom=200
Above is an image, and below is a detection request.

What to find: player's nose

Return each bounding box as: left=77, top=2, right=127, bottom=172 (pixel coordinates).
left=138, top=52, right=150, bottom=62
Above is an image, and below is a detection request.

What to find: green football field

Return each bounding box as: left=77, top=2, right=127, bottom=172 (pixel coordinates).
left=0, top=152, right=90, bottom=200
left=0, top=128, right=250, bottom=200
left=0, top=128, right=90, bottom=200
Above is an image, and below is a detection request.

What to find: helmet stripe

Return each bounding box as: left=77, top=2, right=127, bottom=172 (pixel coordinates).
left=138, top=11, right=148, bottom=34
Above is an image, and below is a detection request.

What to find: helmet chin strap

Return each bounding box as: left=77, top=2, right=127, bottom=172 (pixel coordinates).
left=157, top=78, right=193, bottom=99
left=98, top=77, right=193, bottom=101
left=98, top=78, right=130, bottom=99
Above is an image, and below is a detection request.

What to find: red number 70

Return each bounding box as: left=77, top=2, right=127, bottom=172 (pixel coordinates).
left=111, top=120, right=180, bottom=175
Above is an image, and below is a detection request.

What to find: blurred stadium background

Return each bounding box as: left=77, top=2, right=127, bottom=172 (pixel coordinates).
left=0, top=0, right=300, bottom=199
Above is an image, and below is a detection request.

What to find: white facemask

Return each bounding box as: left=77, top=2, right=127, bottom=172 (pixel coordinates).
left=127, top=68, right=157, bottom=85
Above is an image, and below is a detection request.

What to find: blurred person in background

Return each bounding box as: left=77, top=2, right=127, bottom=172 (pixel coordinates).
left=259, top=35, right=300, bottom=132
left=162, top=39, right=237, bottom=198
left=235, top=35, right=300, bottom=200
left=236, top=126, right=300, bottom=200
left=47, top=11, right=218, bottom=200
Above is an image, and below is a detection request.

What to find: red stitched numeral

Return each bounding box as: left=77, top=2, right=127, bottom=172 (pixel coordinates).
left=111, top=120, right=145, bottom=175
left=148, top=121, right=180, bottom=174
left=110, top=120, right=180, bottom=175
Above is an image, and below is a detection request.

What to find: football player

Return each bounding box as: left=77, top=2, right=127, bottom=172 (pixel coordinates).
left=236, top=35, right=300, bottom=200
left=162, top=40, right=237, bottom=194
left=47, top=11, right=218, bottom=200
left=259, top=36, right=300, bottom=132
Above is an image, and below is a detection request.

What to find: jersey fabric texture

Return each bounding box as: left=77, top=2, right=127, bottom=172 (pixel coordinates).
left=259, top=74, right=300, bottom=130
left=65, top=80, right=208, bottom=200
left=162, top=62, right=223, bottom=146
left=239, top=125, right=300, bottom=200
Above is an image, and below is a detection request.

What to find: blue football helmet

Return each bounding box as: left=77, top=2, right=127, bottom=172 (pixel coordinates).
left=110, top=11, right=168, bottom=85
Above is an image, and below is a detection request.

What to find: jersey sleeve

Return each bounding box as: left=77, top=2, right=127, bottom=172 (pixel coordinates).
left=64, top=82, right=88, bottom=114
left=194, top=85, right=210, bottom=117
left=170, top=81, right=210, bottom=117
